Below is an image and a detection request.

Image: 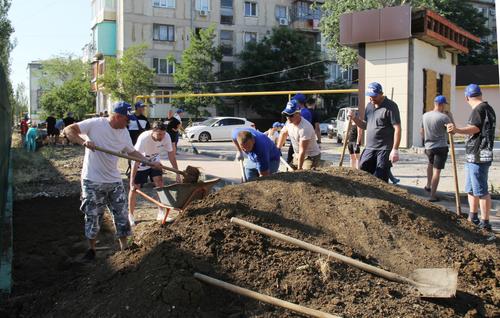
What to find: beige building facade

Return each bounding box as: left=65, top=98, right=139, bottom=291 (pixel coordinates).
left=91, top=0, right=323, bottom=117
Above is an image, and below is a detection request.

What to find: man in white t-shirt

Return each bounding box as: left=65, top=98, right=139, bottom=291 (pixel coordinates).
left=64, top=101, right=162, bottom=261
left=128, top=121, right=180, bottom=225
left=277, top=101, right=321, bottom=170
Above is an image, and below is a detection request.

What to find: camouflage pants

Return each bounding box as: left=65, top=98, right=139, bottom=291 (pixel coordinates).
left=80, top=180, right=132, bottom=239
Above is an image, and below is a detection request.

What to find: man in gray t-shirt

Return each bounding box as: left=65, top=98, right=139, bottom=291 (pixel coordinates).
left=421, top=96, right=452, bottom=202
left=349, top=82, right=401, bottom=182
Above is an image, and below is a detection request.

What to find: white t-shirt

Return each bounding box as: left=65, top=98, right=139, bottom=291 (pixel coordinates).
left=285, top=118, right=321, bottom=157
left=266, top=129, right=279, bottom=144
left=134, top=130, right=173, bottom=171
left=79, top=118, right=135, bottom=183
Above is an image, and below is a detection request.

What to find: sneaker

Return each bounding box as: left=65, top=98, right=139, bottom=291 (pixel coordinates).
left=391, top=178, right=400, bottom=185
left=165, top=216, right=175, bottom=223
left=478, top=220, right=492, bottom=231
left=82, top=249, right=96, bottom=261
left=156, top=210, right=166, bottom=221
left=128, top=214, right=135, bottom=226
left=468, top=213, right=480, bottom=225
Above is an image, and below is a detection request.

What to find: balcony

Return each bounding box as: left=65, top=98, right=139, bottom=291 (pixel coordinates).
left=290, top=1, right=322, bottom=32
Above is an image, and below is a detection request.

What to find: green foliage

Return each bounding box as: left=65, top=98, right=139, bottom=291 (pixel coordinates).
left=235, top=27, right=327, bottom=117
left=321, top=0, right=495, bottom=67
left=38, top=55, right=95, bottom=119
left=11, top=83, right=28, bottom=122
left=101, top=43, right=155, bottom=104
left=0, top=0, right=13, bottom=71
left=172, top=25, right=222, bottom=117
left=40, top=78, right=95, bottom=119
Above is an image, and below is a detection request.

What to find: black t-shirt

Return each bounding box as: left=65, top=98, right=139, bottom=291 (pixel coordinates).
left=465, top=102, right=496, bottom=163
left=63, top=117, right=75, bottom=126
left=309, top=108, right=320, bottom=126
left=364, top=98, right=401, bottom=150
left=348, top=123, right=358, bottom=143
left=128, top=114, right=150, bottom=145
left=46, top=116, right=56, bottom=130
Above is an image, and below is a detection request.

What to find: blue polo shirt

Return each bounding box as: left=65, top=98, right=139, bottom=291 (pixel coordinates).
left=300, top=108, right=313, bottom=123
left=232, top=128, right=281, bottom=172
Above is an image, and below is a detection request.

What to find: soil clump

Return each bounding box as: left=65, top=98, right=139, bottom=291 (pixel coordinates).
left=4, top=168, right=498, bottom=317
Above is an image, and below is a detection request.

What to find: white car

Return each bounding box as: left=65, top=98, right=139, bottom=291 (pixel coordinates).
left=184, top=117, right=255, bottom=142
left=336, top=107, right=358, bottom=143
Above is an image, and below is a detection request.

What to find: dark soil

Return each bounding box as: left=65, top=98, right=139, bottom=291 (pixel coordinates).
left=4, top=168, right=499, bottom=317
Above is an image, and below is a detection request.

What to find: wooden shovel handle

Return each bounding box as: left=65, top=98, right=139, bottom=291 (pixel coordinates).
left=339, top=119, right=352, bottom=167
left=231, top=217, right=417, bottom=286
left=194, top=273, right=340, bottom=318
left=448, top=133, right=461, bottom=215
left=93, top=145, right=187, bottom=177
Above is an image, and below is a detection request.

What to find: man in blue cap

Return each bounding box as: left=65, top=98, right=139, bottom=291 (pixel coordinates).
left=447, top=84, right=496, bottom=231
left=277, top=101, right=321, bottom=170
left=265, top=121, right=283, bottom=145
left=232, top=127, right=281, bottom=181
left=286, top=95, right=313, bottom=164
left=128, top=101, right=151, bottom=145
left=64, top=101, right=162, bottom=260
left=348, top=82, right=401, bottom=182
left=421, top=95, right=453, bottom=202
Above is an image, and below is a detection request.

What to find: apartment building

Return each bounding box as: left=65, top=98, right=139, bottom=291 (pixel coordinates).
left=27, top=61, right=43, bottom=122
left=468, top=0, right=496, bottom=43
left=89, top=0, right=325, bottom=116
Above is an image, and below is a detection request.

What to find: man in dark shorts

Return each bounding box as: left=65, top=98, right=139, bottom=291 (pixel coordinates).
left=46, top=113, right=58, bottom=144
left=447, top=84, right=496, bottom=231
left=128, top=121, right=180, bottom=225
left=422, top=95, right=452, bottom=202
left=348, top=82, right=401, bottom=182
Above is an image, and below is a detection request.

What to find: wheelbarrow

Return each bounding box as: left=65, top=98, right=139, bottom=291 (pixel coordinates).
left=135, top=178, right=220, bottom=225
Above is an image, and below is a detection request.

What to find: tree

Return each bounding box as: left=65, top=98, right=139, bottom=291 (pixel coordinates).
left=38, top=55, right=95, bottom=119
left=234, top=27, right=327, bottom=117
left=172, top=25, right=222, bottom=117
left=320, top=0, right=494, bottom=67
left=101, top=43, right=155, bottom=104
left=12, top=82, right=28, bottom=121
left=0, top=0, right=13, bottom=71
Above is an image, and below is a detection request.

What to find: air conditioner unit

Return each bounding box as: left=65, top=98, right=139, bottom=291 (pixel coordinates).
left=279, top=18, right=288, bottom=26
left=199, top=10, right=208, bottom=16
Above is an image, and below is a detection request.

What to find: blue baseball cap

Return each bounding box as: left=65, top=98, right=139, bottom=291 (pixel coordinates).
left=365, top=82, right=383, bottom=97
left=293, top=93, right=306, bottom=104
left=282, top=101, right=300, bottom=116
left=134, top=101, right=145, bottom=109
left=272, top=122, right=281, bottom=128
left=434, top=95, right=447, bottom=104
left=113, top=101, right=131, bottom=116
left=464, top=84, right=482, bottom=97
left=176, top=108, right=184, bottom=113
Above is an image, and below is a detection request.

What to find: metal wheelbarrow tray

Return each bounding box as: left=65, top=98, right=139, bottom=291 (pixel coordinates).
left=135, top=178, right=220, bottom=224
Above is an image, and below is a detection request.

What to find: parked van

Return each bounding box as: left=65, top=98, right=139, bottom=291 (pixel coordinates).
left=335, top=107, right=358, bottom=144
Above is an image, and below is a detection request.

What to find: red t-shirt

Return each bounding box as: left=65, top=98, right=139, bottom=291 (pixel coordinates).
left=20, top=120, right=28, bottom=135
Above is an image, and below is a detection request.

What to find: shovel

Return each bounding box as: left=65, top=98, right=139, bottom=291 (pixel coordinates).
left=231, top=217, right=458, bottom=298
left=238, top=160, right=247, bottom=183
left=448, top=133, right=462, bottom=216
left=93, top=145, right=200, bottom=183
left=339, top=119, right=352, bottom=167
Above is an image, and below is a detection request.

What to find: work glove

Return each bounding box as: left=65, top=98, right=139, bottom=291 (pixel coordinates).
left=235, top=151, right=244, bottom=161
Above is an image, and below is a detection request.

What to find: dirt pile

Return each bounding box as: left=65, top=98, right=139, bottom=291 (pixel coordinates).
left=6, top=168, right=499, bottom=317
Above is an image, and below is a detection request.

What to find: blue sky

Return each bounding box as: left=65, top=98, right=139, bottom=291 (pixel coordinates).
left=9, top=0, right=91, bottom=91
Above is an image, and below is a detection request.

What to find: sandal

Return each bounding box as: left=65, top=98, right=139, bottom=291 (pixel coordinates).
left=424, top=186, right=431, bottom=192
left=428, top=197, right=440, bottom=202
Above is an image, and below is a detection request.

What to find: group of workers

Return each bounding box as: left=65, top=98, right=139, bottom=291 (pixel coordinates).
left=232, top=83, right=496, bottom=231
left=60, top=82, right=495, bottom=261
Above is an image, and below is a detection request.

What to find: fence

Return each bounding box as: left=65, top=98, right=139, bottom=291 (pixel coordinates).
left=0, top=63, right=13, bottom=294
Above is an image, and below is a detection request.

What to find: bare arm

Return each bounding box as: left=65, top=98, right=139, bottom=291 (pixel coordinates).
left=393, top=124, right=401, bottom=150
left=314, top=123, right=321, bottom=143
left=63, top=123, right=87, bottom=146
left=448, top=124, right=480, bottom=135
left=349, top=114, right=366, bottom=130
left=297, top=139, right=309, bottom=170
left=167, top=150, right=179, bottom=170
left=276, top=128, right=288, bottom=149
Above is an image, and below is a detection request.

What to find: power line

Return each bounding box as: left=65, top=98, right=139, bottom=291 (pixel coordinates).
left=223, top=74, right=328, bottom=88
left=195, top=59, right=330, bottom=85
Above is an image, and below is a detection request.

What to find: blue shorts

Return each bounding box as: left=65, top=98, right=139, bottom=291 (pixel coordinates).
left=465, top=162, right=491, bottom=197
left=134, top=168, right=162, bottom=185
left=244, top=159, right=280, bottom=181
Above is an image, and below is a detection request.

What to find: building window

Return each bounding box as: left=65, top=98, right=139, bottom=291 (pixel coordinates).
left=153, top=0, right=175, bottom=8
left=275, top=5, right=287, bottom=19
left=195, top=0, right=210, bottom=11
left=220, top=0, right=233, bottom=25
left=220, top=30, right=233, bottom=56
left=153, top=24, right=175, bottom=41
left=105, top=0, right=116, bottom=10
left=244, top=2, right=257, bottom=17
left=153, top=58, right=175, bottom=75
left=244, top=32, right=257, bottom=43
left=220, top=61, right=234, bottom=74
left=153, top=89, right=175, bottom=104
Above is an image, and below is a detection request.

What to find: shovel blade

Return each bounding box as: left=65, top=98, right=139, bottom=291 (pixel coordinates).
left=410, top=268, right=458, bottom=298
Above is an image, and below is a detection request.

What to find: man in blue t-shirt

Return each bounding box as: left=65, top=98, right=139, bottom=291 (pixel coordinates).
left=232, top=128, right=281, bottom=181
